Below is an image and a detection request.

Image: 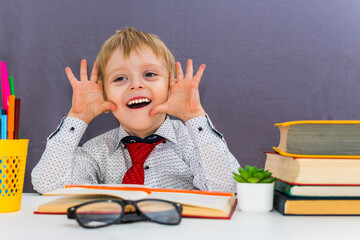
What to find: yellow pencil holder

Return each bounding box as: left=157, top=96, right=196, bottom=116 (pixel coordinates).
left=0, top=139, right=29, bottom=213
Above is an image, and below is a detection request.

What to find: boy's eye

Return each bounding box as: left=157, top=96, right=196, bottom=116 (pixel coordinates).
left=114, top=77, right=126, bottom=82
left=144, top=72, right=156, bottom=78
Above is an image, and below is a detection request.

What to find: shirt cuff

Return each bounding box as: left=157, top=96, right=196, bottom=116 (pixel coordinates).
left=185, top=114, right=225, bottom=143
left=47, top=117, right=88, bottom=146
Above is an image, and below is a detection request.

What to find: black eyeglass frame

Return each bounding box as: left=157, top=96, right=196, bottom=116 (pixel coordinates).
left=67, top=198, right=183, bottom=229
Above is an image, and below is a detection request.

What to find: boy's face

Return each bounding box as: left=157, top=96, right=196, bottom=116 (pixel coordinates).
left=103, top=46, right=169, bottom=138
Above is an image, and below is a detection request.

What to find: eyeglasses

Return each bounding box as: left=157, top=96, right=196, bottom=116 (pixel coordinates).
left=67, top=199, right=183, bottom=228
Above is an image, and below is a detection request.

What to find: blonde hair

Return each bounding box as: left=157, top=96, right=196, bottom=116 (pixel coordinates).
left=96, top=27, right=175, bottom=81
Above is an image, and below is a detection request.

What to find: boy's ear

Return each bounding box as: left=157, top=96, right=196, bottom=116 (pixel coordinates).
left=167, top=74, right=171, bottom=97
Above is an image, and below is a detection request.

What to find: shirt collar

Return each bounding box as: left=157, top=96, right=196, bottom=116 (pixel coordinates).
left=115, top=116, right=178, bottom=150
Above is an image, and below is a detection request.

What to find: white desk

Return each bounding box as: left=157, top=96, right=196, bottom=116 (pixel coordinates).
left=1, top=193, right=360, bottom=240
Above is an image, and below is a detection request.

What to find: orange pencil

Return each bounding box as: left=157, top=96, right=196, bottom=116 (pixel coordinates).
left=7, top=95, right=15, bottom=139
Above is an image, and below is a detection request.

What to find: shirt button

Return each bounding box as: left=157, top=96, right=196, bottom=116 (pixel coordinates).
left=144, top=166, right=150, bottom=170
left=198, top=127, right=203, bottom=132
left=163, top=140, right=167, bottom=144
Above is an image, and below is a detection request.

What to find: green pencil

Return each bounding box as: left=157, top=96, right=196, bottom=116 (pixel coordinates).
left=9, top=76, right=15, bottom=95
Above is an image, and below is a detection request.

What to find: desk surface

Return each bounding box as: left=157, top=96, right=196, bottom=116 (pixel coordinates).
left=1, top=193, right=360, bottom=240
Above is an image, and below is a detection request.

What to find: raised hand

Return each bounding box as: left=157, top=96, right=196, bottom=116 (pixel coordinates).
left=66, top=59, right=116, bottom=124
left=150, top=59, right=206, bottom=122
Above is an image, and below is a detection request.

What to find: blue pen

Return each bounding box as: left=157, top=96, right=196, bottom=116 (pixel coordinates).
left=1, top=110, right=7, bottom=139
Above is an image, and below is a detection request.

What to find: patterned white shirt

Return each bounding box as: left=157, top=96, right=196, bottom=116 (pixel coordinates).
left=31, top=115, right=240, bottom=194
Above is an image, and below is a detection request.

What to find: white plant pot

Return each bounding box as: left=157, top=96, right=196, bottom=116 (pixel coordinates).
left=236, top=182, right=275, bottom=212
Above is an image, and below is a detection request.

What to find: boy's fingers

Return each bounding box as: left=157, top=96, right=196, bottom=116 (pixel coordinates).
left=193, top=64, right=206, bottom=84
left=90, top=62, right=98, bottom=82
left=65, top=67, right=78, bottom=86
left=80, top=59, right=88, bottom=81
left=175, top=62, right=184, bottom=81
left=185, top=59, right=193, bottom=79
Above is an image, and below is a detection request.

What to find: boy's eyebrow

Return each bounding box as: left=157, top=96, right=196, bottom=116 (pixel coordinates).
left=142, top=63, right=166, bottom=70
left=106, top=66, right=127, bottom=78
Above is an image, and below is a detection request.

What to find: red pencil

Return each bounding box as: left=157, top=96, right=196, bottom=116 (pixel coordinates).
left=14, top=98, right=21, bottom=139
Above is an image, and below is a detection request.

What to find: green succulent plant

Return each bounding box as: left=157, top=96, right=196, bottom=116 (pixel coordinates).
left=233, top=165, right=276, bottom=183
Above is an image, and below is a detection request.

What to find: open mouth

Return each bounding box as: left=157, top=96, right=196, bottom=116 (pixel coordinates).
left=127, top=98, right=151, bottom=109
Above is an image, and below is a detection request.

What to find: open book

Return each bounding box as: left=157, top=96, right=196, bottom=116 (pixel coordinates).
left=34, top=184, right=237, bottom=219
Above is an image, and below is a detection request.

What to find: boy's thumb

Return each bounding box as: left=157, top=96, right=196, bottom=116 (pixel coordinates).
left=150, top=104, right=168, bottom=116
left=103, top=102, right=117, bottom=113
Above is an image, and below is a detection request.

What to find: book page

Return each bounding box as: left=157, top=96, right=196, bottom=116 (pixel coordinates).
left=44, top=188, right=148, bottom=200
left=147, top=191, right=232, bottom=210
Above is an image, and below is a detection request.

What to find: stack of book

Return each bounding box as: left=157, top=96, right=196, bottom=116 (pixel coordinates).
left=265, top=120, right=360, bottom=215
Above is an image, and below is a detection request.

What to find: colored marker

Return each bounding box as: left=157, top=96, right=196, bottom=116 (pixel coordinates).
left=14, top=98, right=21, bottom=139
left=1, top=62, right=11, bottom=110
left=9, top=76, right=15, bottom=96
left=1, top=110, right=7, bottom=139
left=7, top=95, right=15, bottom=139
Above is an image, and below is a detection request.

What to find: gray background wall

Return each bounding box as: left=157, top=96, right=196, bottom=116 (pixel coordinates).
left=1, top=0, right=360, bottom=192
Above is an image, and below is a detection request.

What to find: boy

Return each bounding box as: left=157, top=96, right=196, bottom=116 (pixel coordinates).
left=31, top=27, right=240, bottom=194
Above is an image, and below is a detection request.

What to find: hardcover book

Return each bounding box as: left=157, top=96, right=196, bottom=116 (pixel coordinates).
left=274, top=190, right=360, bottom=215
left=274, top=120, right=360, bottom=158
left=264, top=152, right=360, bottom=185
left=275, top=179, right=360, bottom=197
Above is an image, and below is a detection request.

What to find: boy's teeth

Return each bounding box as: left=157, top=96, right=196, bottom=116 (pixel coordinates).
left=127, top=98, right=150, bottom=106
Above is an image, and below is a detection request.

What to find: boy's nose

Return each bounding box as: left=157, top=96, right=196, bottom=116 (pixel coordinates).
left=129, top=78, right=143, bottom=90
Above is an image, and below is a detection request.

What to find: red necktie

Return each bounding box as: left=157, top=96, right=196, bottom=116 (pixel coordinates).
left=122, top=138, right=164, bottom=184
